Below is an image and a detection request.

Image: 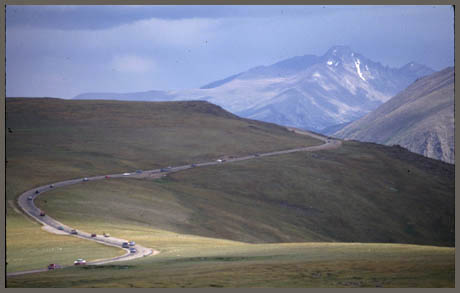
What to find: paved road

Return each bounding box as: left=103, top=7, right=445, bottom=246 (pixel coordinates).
left=8, top=128, right=341, bottom=277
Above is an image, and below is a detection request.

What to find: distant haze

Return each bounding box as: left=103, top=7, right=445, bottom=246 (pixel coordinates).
left=6, top=5, right=454, bottom=99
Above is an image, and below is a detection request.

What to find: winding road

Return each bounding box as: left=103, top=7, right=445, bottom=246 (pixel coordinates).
left=8, top=128, right=341, bottom=277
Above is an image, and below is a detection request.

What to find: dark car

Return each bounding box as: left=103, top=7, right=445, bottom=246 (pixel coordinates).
left=39, top=211, right=45, bottom=217
left=35, top=190, right=40, bottom=194
left=122, top=242, right=130, bottom=248
left=49, top=184, right=54, bottom=188
left=191, top=164, right=197, bottom=168
left=48, top=264, right=61, bottom=270
left=135, top=170, right=143, bottom=174
left=254, top=154, right=260, bottom=157
left=57, top=226, right=64, bottom=231
left=91, top=233, right=97, bottom=237
left=70, top=229, right=78, bottom=235
left=129, top=248, right=137, bottom=253
left=105, top=175, right=110, bottom=179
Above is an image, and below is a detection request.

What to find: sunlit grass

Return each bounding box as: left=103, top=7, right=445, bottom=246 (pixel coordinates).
left=6, top=215, right=125, bottom=273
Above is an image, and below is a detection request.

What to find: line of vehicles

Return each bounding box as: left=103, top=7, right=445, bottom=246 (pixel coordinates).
left=28, top=147, right=324, bottom=273
left=46, top=238, right=137, bottom=270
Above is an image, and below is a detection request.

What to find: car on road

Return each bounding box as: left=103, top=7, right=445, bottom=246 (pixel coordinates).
left=48, top=264, right=61, bottom=270
left=105, top=175, right=110, bottom=179
left=129, top=241, right=136, bottom=246
left=83, top=177, right=89, bottom=182
left=103, top=232, right=110, bottom=237
left=216, top=159, right=223, bottom=163
left=191, top=164, right=197, bottom=168
left=27, top=196, right=33, bottom=200
left=123, top=173, right=130, bottom=176
left=160, top=167, right=171, bottom=172
left=57, top=226, right=64, bottom=231
left=129, top=248, right=137, bottom=253
left=39, top=211, right=45, bottom=217
left=91, top=233, right=97, bottom=237
left=135, top=170, right=143, bottom=174
left=254, top=153, right=260, bottom=157
left=74, top=258, right=86, bottom=266
left=35, top=190, right=40, bottom=194
left=50, top=184, right=54, bottom=188
left=70, top=229, right=78, bottom=235
left=122, top=242, right=130, bottom=248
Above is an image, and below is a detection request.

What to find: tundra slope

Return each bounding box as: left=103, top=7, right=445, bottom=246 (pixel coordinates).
left=9, top=130, right=339, bottom=277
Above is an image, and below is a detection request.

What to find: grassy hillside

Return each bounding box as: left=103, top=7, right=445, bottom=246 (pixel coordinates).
left=6, top=213, right=125, bottom=273
left=6, top=97, right=321, bottom=207
left=7, top=222, right=455, bottom=288
left=6, top=98, right=320, bottom=197
left=34, top=141, right=454, bottom=247
left=5, top=97, right=320, bottom=273
left=334, top=67, right=454, bottom=164
left=5, top=98, right=454, bottom=287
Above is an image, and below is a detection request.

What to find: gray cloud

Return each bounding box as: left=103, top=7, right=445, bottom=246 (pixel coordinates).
left=6, top=5, right=454, bottom=98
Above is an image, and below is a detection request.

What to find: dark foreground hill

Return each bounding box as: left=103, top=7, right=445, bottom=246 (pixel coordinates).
left=334, top=67, right=454, bottom=164
left=5, top=97, right=320, bottom=195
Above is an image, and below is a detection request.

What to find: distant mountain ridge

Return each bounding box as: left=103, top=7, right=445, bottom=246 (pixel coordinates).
left=74, top=46, right=434, bottom=132
left=334, top=67, right=454, bottom=164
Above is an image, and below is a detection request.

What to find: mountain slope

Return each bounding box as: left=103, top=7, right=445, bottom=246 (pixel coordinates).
left=334, top=67, right=454, bottom=164
left=73, top=46, right=434, bottom=132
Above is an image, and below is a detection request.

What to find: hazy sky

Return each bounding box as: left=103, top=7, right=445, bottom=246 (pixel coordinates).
left=6, top=5, right=454, bottom=98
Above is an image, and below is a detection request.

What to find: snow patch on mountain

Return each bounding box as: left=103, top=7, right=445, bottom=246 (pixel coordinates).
left=354, top=59, right=366, bottom=81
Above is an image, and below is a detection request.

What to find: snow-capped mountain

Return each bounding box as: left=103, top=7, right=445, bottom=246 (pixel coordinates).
left=74, top=46, right=434, bottom=132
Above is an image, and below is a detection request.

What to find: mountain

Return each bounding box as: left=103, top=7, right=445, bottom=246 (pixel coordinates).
left=74, top=46, right=434, bottom=132
left=333, top=67, right=454, bottom=164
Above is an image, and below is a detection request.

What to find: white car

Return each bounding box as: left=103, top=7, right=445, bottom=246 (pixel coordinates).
left=83, top=177, right=89, bottom=182
left=123, top=173, right=130, bottom=176
left=216, top=159, right=223, bottom=163
left=27, top=196, right=33, bottom=200
left=74, top=258, right=86, bottom=265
